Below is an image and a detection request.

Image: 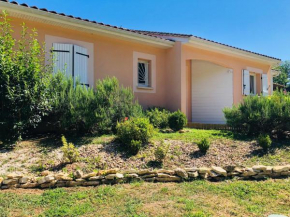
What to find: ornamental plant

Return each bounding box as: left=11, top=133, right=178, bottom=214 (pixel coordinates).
left=61, top=136, right=80, bottom=163
left=116, top=117, right=154, bottom=154
left=168, top=110, right=187, bottom=131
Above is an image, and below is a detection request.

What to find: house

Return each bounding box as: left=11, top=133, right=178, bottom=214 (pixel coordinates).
left=0, top=1, right=281, bottom=124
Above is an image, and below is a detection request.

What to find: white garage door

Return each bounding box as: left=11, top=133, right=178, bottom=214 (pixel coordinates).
left=191, top=60, right=233, bottom=124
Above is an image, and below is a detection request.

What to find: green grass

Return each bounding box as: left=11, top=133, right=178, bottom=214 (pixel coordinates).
left=0, top=179, right=289, bottom=217
left=152, top=128, right=235, bottom=142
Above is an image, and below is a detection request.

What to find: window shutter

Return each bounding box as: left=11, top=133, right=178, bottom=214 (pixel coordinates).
left=52, top=43, right=73, bottom=78
left=262, top=74, right=269, bottom=96
left=242, top=69, right=250, bottom=96
left=74, top=45, right=89, bottom=87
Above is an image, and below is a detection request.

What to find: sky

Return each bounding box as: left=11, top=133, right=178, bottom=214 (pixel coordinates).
left=15, top=0, right=290, bottom=61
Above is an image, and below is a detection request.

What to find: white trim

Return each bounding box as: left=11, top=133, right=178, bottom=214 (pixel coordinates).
left=187, top=37, right=280, bottom=65
left=133, top=52, right=156, bottom=93
left=0, top=2, right=174, bottom=48
left=246, top=67, right=263, bottom=74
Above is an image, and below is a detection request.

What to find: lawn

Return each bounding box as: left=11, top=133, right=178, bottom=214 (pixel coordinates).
left=0, top=179, right=289, bottom=217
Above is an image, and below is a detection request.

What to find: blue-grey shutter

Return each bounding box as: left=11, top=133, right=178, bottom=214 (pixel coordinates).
left=74, top=45, right=89, bottom=87
left=52, top=43, right=73, bottom=78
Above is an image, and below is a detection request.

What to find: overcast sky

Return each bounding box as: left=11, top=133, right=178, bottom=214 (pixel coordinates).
left=15, top=0, right=290, bottom=61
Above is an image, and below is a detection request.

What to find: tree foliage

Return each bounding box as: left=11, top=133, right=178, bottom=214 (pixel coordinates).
left=273, top=61, right=290, bottom=87
left=0, top=11, right=52, bottom=143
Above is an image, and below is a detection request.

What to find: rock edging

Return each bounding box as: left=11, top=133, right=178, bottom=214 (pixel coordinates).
left=1, top=165, right=290, bottom=190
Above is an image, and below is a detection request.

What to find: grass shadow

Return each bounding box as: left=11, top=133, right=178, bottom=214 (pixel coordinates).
left=245, top=141, right=289, bottom=158
left=189, top=150, right=206, bottom=159
left=147, top=160, right=162, bottom=169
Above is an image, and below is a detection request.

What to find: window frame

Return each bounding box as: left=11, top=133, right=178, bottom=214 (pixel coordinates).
left=133, top=52, right=156, bottom=93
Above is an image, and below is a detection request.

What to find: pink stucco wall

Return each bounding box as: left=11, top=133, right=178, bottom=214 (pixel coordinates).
left=9, top=16, right=274, bottom=121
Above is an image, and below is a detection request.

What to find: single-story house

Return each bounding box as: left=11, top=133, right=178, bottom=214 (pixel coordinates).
left=0, top=0, right=281, bottom=124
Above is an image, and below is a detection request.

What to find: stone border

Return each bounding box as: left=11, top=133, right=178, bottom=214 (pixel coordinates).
left=1, top=165, right=290, bottom=190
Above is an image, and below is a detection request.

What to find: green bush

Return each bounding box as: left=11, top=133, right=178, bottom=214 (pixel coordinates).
left=128, top=140, right=142, bottom=155
left=223, top=92, right=290, bottom=137
left=116, top=118, right=154, bottom=154
left=257, top=134, right=272, bottom=151
left=61, top=136, right=80, bottom=163
left=154, top=141, right=169, bottom=162
left=197, top=138, right=210, bottom=154
left=44, top=75, right=143, bottom=134
left=168, top=110, right=187, bottom=131
left=146, top=107, right=170, bottom=129
left=0, top=12, right=52, bottom=143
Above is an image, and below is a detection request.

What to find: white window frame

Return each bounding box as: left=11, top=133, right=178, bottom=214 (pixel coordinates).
left=133, top=52, right=156, bottom=93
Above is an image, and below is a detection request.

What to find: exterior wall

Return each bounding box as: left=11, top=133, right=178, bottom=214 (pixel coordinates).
left=9, top=17, right=168, bottom=109
left=181, top=44, right=272, bottom=119
left=8, top=16, right=275, bottom=121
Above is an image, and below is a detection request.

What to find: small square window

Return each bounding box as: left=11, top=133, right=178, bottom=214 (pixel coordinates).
left=138, top=59, right=150, bottom=87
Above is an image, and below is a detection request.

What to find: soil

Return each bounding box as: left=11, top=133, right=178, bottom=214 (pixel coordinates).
left=1, top=135, right=288, bottom=176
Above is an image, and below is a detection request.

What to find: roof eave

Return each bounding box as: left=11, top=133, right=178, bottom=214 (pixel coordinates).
left=187, top=37, right=281, bottom=66
left=0, top=2, right=174, bottom=48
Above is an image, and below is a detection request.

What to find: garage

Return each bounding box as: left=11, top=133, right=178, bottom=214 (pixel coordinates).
left=191, top=60, right=233, bottom=124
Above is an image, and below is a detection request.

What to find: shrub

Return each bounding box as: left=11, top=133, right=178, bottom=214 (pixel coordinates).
left=223, top=92, right=290, bottom=137
left=46, top=76, right=143, bottom=134
left=116, top=118, right=154, bottom=154
left=128, top=140, right=142, bottom=155
left=61, top=136, right=80, bottom=163
left=0, top=12, right=52, bottom=143
left=197, top=138, right=210, bottom=154
left=257, top=134, right=272, bottom=151
left=146, top=107, right=170, bottom=129
left=168, top=110, right=187, bottom=131
left=154, top=141, right=169, bottom=162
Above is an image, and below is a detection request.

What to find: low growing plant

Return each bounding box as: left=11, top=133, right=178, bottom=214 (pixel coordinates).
left=257, top=134, right=272, bottom=151
left=116, top=118, right=154, bottom=154
left=146, top=107, right=171, bottom=129
left=168, top=110, right=187, bottom=131
left=61, top=136, right=80, bottom=163
left=197, top=138, right=210, bottom=154
left=128, top=140, right=142, bottom=155
left=154, top=141, right=170, bottom=162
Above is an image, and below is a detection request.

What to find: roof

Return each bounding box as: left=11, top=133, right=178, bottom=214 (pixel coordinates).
left=0, top=0, right=172, bottom=46
left=0, top=0, right=281, bottom=61
left=134, top=30, right=281, bottom=61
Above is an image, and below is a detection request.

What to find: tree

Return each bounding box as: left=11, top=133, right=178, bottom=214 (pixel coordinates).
left=273, top=61, right=290, bottom=87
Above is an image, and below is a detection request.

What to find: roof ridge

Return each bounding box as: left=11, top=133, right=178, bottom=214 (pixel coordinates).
left=133, top=29, right=193, bottom=37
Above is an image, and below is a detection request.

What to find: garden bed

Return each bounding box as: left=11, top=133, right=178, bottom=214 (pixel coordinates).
left=1, top=129, right=289, bottom=176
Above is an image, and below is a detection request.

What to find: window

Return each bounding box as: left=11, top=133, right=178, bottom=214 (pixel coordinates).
left=52, top=43, right=89, bottom=87
left=133, top=52, right=156, bottom=93
left=250, top=74, right=255, bottom=94
left=138, top=60, right=150, bottom=87
left=242, top=70, right=257, bottom=96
